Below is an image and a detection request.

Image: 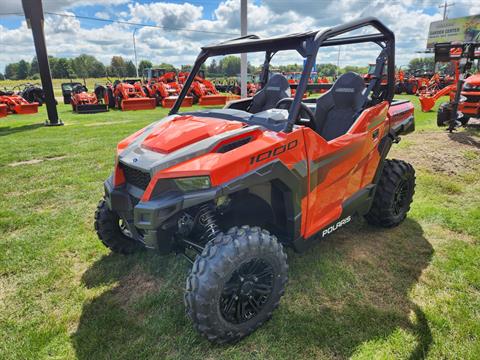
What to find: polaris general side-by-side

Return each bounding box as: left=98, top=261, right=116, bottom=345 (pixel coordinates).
left=94, top=17, right=416, bottom=343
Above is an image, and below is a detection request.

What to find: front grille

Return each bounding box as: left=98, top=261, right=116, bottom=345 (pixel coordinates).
left=463, top=94, right=480, bottom=103
left=121, top=163, right=151, bottom=190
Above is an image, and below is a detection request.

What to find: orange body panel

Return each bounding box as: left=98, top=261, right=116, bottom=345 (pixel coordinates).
left=115, top=101, right=394, bottom=240
left=302, top=102, right=388, bottom=238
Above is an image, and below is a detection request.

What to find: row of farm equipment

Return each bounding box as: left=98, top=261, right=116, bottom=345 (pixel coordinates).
left=62, top=69, right=242, bottom=114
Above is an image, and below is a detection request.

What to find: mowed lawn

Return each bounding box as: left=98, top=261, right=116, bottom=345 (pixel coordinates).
left=0, top=96, right=479, bottom=360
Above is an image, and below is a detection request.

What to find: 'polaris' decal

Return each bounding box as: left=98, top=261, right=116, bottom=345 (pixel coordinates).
left=321, top=216, right=351, bottom=237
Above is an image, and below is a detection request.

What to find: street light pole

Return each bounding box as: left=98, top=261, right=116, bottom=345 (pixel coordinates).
left=133, top=28, right=139, bottom=78
left=240, top=0, right=247, bottom=98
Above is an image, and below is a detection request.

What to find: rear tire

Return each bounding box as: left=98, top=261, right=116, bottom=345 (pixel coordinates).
left=94, top=199, right=143, bottom=254
left=185, top=226, right=288, bottom=344
left=365, top=159, right=415, bottom=228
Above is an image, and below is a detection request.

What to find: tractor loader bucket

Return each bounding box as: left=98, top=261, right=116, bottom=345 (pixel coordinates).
left=75, top=104, right=109, bottom=114
left=226, top=94, right=241, bottom=102
left=162, top=96, right=193, bottom=108
left=13, top=102, right=39, bottom=114
left=0, top=104, right=7, bottom=117
left=121, top=97, right=156, bottom=111
left=419, top=96, right=435, bottom=112
left=198, top=95, right=227, bottom=106
left=419, top=84, right=455, bottom=112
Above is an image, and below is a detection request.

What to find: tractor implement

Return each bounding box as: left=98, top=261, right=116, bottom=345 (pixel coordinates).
left=419, top=83, right=456, bottom=112
left=162, top=96, right=193, bottom=108
left=0, top=104, right=7, bottom=117
left=198, top=94, right=228, bottom=106
left=121, top=97, right=156, bottom=111
left=0, top=93, right=39, bottom=114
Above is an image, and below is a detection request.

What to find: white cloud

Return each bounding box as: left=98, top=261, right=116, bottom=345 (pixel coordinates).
left=0, top=0, right=478, bottom=74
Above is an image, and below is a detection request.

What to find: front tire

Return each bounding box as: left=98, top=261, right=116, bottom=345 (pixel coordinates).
left=94, top=199, right=143, bottom=254
left=185, top=226, right=288, bottom=344
left=365, top=159, right=415, bottom=228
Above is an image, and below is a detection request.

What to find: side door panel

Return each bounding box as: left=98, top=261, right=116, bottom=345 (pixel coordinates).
left=302, top=102, right=389, bottom=238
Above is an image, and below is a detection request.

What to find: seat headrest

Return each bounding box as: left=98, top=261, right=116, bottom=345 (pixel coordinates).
left=264, top=74, right=291, bottom=97
left=330, top=72, right=365, bottom=110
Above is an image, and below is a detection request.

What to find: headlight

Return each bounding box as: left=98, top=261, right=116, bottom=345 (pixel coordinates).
left=463, top=82, right=473, bottom=90
left=173, top=176, right=211, bottom=192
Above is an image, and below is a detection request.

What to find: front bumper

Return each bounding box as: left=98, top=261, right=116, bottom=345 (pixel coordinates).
left=104, top=174, right=218, bottom=250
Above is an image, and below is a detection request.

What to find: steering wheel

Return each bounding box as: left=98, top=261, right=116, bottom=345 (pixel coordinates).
left=275, top=98, right=317, bottom=131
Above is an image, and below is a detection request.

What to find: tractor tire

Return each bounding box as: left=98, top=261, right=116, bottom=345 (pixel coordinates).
left=459, top=115, right=470, bottom=126
left=394, top=83, right=403, bottom=94
left=185, top=226, right=288, bottom=344
left=405, top=82, right=417, bottom=95
left=107, top=88, right=116, bottom=108
left=365, top=159, right=415, bottom=228
left=192, top=93, right=200, bottom=104
left=437, top=102, right=450, bottom=127
left=94, top=198, right=143, bottom=254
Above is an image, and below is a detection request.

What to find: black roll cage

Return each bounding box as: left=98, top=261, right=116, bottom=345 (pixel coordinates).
left=169, top=16, right=395, bottom=133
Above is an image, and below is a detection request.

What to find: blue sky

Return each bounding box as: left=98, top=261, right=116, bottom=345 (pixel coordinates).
left=0, top=0, right=479, bottom=73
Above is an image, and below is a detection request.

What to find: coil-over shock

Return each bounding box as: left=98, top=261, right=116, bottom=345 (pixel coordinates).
left=179, top=203, right=220, bottom=264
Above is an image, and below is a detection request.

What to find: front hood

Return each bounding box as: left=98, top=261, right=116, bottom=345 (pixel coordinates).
left=117, top=114, right=259, bottom=175
left=464, top=73, right=480, bottom=86
left=141, top=115, right=244, bottom=153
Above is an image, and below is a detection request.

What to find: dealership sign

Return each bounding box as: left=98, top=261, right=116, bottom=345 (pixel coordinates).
left=427, top=15, right=480, bottom=48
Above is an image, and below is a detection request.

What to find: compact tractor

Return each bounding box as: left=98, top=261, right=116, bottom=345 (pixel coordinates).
left=418, top=47, right=462, bottom=112
left=436, top=42, right=480, bottom=129
left=69, top=84, right=109, bottom=114
left=143, top=68, right=193, bottom=108
left=0, top=90, right=39, bottom=114
left=94, top=17, right=415, bottom=343
left=178, top=70, right=230, bottom=105
left=106, top=80, right=156, bottom=111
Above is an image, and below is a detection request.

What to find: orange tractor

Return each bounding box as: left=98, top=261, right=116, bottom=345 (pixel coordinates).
left=143, top=68, right=193, bottom=108
left=419, top=47, right=462, bottom=112
left=106, top=79, right=156, bottom=111
left=436, top=42, right=480, bottom=128
left=178, top=70, right=229, bottom=105
left=69, top=84, right=108, bottom=114
left=0, top=90, right=39, bottom=114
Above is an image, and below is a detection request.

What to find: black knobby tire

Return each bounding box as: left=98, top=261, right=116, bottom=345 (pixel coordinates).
left=365, top=159, right=415, bottom=228
left=185, top=226, right=288, bottom=344
left=94, top=199, right=143, bottom=254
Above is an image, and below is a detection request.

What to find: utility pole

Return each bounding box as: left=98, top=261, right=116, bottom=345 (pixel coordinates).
left=22, top=0, right=62, bottom=126
left=133, top=28, right=139, bottom=78
left=240, top=0, right=247, bottom=98
left=439, top=0, right=455, bottom=20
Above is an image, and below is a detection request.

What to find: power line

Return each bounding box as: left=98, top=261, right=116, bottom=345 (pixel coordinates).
left=43, top=12, right=240, bottom=36
left=0, top=11, right=240, bottom=36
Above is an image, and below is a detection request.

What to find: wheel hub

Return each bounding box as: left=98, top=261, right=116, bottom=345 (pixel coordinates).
left=220, top=258, right=274, bottom=324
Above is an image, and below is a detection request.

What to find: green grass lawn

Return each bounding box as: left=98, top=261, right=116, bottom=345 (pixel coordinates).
left=0, top=96, right=479, bottom=359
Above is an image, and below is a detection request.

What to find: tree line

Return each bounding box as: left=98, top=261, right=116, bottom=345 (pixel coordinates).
left=0, top=54, right=436, bottom=81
